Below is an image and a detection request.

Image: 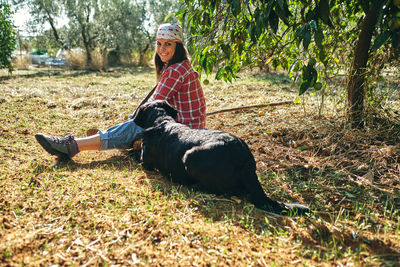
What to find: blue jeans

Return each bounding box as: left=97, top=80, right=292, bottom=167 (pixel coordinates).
left=98, top=119, right=144, bottom=150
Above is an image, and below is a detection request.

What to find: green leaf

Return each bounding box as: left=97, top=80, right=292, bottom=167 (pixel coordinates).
left=309, top=20, right=317, bottom=31
left=210, top=0, right=218, bottom=12
left=275, top=0, right=284, bottom=10
left=372, top=31, right=391, bottom=51
left=314, top=28, right=324, bottom=49
left=231, top=0, right=240, bottom=17
left=174, top=8, right=186, bottom=18
left=202, top=12, right=211, bottom=26
left=269, top=10, right=279, bottom=33
left=318, top=49, right=327, bottom=65
left=309, top=57, right=317, bottom=66
left=295, top=26, right=305, bottom=39
left=202, top=46, right=210, bottom=55
left=317, top=0, right=333, bottom=27
left=288, top=60, right=300, bottom=74
left=264, top=2, right=273, bottom=19
left=301, top=63, right=318, bottom=92
left=201, top=55, right=208, bottom=70
left=275, top=0, right=291, bottom=22
left=297, top=146, right=309, bottom=151
left=343, top=191, right=356, bottom=199
left=308, top=65, right=318, bottom=86
left=164, top=13, right=173, bottom=21
left=302, top=65, right=310, bottom=80
left=248, top=23, right=255, bottom=42
left=313, top=82, right=323, bottom=90
left=215, top=66, right=224, bottom=80
left=303, top=30, right=311, bottom=50
left=299, top=80, right=311, bottom=95
left=221, top=43, right=231, bottom=58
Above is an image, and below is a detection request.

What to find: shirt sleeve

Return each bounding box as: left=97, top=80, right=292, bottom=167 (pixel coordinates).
left=150, top=68, right=182, bottom=101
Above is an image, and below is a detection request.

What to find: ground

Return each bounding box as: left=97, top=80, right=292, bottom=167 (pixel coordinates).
left=0, top=67, right=399, bottom=266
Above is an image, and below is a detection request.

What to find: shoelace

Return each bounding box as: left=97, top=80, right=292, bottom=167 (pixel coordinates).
left=53, top=134, right=74, bottom=144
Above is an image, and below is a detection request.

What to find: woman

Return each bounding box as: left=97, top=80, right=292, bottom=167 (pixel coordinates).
left=35, top=23, right=206, bottom=159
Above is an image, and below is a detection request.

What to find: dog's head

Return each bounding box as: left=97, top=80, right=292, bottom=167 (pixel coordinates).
left=133, top=100, right=178, bottom=128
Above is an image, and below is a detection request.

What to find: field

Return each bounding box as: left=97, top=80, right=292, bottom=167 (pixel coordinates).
left=1, top=67, right=399, bottom=266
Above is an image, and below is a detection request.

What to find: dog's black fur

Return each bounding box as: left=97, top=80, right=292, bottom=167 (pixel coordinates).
left=133, top=100, right=310, bottom=215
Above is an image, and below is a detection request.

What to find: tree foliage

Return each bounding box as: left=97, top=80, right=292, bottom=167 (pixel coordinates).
left=27, top=0, right=64, bottom=45
left=14, top=0, right=182, bottom=66
left=0, top=3, right=17, bottom=72
left=178, top=0, right=400, bottom=124
left=95, top=0, right=143, bottom=58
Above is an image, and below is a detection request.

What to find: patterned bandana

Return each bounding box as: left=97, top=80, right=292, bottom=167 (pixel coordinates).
left=156, top=23, right=184, bottom=43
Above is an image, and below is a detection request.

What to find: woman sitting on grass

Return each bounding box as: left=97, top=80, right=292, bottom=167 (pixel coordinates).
left=35, top=23, right=206, bottom=159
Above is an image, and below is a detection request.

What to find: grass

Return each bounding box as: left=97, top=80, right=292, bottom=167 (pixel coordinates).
left=0, top=66, right=399, bottom=266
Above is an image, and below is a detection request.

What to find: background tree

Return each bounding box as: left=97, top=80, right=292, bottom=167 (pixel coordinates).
left=12, top=0, right=66, bottom=48
left=0, top=2, right=17, bottom=72
left=14, top=0, right=182, bottom=67
left=179, top=0, right=400, bottom=125
left=64, top=0, right=101, bottom=66
left=94, top=0, right=142, bottom=65
left=31, top=27, right=68, bottom=56
left=63, top=0, right=181, bottom=66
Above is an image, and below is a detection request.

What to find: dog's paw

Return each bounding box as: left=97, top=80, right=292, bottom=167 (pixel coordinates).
left=142, top=163, right=155, bottom=171
left=127, top=149, right=142, bottom=162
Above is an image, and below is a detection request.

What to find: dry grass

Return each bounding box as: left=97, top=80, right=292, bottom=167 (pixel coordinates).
left=65, top=51, right=87, bottom=70
left=12, top=54, right=30, bottom=70
left=0, top=67, right=399, bottom=266
left=89, top=48, right=108, bottom=72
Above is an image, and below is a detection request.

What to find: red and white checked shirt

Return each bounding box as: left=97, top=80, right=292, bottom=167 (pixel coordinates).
left=150, top=60, right=206, bottom=129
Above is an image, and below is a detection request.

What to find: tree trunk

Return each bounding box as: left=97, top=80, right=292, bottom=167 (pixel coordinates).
left=139, top=43, right=150, bottom=66
left=80, top=24, right=92, bottom=67
left=44, top=8, right=65, bottom=49
left=347, top=1, right=384, bottom=127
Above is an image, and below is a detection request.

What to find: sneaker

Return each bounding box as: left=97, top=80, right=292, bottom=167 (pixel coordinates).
left=35, top=133, right=79, bottom=159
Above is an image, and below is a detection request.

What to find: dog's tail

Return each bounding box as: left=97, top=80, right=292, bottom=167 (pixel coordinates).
left=243, top=171, right=310, bottom=216
left=243, top=172, right=283, bottom=213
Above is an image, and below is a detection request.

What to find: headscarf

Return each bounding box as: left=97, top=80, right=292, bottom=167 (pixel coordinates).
left=156, top=23, right=184, bottom=43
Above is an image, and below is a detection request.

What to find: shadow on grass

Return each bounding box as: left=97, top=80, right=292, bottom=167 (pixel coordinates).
left=32, top=151, right=400, bottom=264
left=252, top=72, right=292, bottom=85
left=140, top=165, right=400, bottom=264
left=33, top=154, right=137, bottom=175
left=147, top=166, right=400, bottom=264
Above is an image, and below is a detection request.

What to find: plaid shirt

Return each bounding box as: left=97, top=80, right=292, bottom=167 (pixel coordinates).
left=150, top=60, right=206, bottom=129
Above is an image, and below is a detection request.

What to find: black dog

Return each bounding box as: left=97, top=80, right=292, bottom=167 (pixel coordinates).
left=133, top=100, right=310, bottom=215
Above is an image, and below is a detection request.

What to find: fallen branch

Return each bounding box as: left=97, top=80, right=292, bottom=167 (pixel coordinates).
left=206, top=100, right=295, bottom=116
left=86, top=100, right=296, bottom=136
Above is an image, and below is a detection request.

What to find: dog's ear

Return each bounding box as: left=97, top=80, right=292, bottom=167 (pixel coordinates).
left=132, top=104, right=148, bottom=127
left=158, top=100, right=178, bottom=120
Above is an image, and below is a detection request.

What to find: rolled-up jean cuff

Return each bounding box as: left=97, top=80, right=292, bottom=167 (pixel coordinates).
left=98, top=120, right=144, bottom=150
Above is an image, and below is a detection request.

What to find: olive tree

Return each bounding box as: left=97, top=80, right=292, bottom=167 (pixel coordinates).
left=12, top=0, right=66, bottom=48
left=17, top=0, right=182, bottom=67
left=0, top=2, right=17, bottom=71
left=179, top=0, right=400, bottom=126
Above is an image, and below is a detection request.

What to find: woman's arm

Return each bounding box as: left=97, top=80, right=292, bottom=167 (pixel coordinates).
left=151, top=68, right=182, bottom=101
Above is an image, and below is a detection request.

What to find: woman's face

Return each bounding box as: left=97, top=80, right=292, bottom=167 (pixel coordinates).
left=156, top=39, right=177, bottom=64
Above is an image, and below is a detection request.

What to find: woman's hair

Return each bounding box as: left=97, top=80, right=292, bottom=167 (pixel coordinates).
left=154, top=42, right=189, bottom=81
